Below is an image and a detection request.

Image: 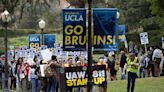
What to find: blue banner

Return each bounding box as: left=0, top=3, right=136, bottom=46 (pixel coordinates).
left=43, top=34, right=56, bottom=49
left=63, top=8, right=86, bottom=51
left=28, top=34, right=40, bottom=51
left=118, top=25, right=126, bottom=42
left=93, top=8, right=118, bottom=51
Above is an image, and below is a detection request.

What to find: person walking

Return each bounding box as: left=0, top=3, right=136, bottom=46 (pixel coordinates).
left=125, top=52, right=139, bottom=92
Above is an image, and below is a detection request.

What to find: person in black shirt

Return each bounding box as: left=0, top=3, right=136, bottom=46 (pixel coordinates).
left=120, top=51, right=127, bottom=80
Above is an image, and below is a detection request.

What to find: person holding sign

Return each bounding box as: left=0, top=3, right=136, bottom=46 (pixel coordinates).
left=64, top=57, right=74, bottom=92
left=125, top=52, right=139, bottom=92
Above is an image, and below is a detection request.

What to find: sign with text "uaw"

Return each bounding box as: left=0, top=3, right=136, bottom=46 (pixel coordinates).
left=140, top=32, right=149, bottom=45
left=64, top=65, right=106, bottom=88
left=63, top=8, right=86, bottom=51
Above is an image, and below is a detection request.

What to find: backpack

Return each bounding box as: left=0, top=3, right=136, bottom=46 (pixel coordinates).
left=44, top=65, right=54, bottom=77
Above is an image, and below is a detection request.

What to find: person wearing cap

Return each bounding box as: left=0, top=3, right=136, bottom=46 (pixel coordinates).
left=124, top=52, right=139, bottom=92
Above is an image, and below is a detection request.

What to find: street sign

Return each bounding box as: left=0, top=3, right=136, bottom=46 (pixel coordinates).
left=140, top=32, right=149, bottom=45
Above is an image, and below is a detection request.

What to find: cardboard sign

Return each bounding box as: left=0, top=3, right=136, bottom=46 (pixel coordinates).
left=140, top=32, right=149, bottom=45
left=41, top=49, right=52, bottom=61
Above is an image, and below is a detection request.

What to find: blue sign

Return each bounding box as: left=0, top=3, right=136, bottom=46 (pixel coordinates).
left=28, top=34, right=40, bottom=51
left=118, top=25, right=126, bottom=42
left=93, top=8, right=118, bottom=51
left=43, top=34, right=56, bottom=48
left=63, top=8, right=86, bottom=51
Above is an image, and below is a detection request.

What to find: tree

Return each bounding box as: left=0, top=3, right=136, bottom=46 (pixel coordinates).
left=150, top=0, right=164, bottom=28
left=109, top=0, right=159, bottom=31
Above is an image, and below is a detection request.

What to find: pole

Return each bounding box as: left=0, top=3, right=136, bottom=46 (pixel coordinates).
left=144, top=44, right=147, bottom=55
left=41, top=28, right=44, bottom=45
left=87, top=0, right=93, bottom=92
left=4, top=22, right=9, bottom=92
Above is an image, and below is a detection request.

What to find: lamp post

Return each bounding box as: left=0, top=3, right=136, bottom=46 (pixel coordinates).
left=87, top=0, right=93, bottom=92
left=1, top=9, right=10, bottom=91
left=117, top=11, right=120, bottom=58
left=39, top=19, right=46, bottom=45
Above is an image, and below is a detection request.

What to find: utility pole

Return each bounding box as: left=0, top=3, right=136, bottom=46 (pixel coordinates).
left=87, top=0, right=93, bottom=92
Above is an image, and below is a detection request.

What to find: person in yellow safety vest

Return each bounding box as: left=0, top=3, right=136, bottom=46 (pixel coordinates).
left=124, top=52, right=139, bottom=92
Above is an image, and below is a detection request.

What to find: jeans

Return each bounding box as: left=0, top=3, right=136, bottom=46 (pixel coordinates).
left=121, top=68, right=126, bottom=80
left=127, top=72, right=137, bottom=92
left=139, top=67, right=145, bottom=78
left=47, top=76, right=56, bottom=92
left=31, top=78, right=38, bottom=92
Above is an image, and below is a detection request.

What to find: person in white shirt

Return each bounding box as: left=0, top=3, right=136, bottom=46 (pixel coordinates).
left=152, top=46, right=163, bottom=77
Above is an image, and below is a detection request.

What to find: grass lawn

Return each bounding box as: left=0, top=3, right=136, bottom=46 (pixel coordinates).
left=107, top=77, right=164, bottom=92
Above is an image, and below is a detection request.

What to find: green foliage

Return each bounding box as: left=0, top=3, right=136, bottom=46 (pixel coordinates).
left=126, top=29, right=164, bottom=48
left=109, top=0, right=162, bottom=31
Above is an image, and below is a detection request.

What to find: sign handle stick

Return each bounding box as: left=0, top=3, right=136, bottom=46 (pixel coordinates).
left=144, top=44, right=148, bottom=55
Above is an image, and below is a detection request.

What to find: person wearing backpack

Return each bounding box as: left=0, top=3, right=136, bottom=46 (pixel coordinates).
left=46, top=55, right=58, bottom=92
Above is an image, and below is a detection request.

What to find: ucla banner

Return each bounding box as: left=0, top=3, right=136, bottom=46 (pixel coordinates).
left=93, top=8, right=118, bottom=51
left=63, top=9, right=86, bottom=51
left=43, top=34, right=56, bottom=50
left=118, top=25, right=126, bottom=42
left=28, top=34, right=40, bottom=51
left=64, top=65, right=106, bottom=88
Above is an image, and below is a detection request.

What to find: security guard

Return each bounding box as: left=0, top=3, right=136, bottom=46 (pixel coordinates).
left=125, top=52, right=139, bottom=92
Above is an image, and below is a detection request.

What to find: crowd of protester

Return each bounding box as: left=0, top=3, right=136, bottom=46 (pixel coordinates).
left=0, top=45, right=163, bottom=92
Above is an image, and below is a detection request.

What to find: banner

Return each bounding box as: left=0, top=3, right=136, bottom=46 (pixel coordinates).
left=43, top=34, right=56, bottom=50
left=93, top=8, right=118, bottom=51
left=64, top=65, right=106, bottom=88
left=118, top=25, right=126, bottom=42
left=63, top=8, right=87, bottom=51
left=28, top=34, right=40, bottom=51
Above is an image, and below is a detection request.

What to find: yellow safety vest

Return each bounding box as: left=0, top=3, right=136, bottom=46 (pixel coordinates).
left=126, top=57, right=138, bottom=73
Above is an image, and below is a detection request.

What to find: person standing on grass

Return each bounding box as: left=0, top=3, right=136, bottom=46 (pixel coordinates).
left=152, top=46, right=163, bottom=77
left=120, top=51, right=127, bottom=80
left=125, top=52, right=139, bottom=92
left=139, top=51, right=146, bottom=78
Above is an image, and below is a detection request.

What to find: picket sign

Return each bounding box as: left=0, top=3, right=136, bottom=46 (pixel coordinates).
left=140, top=32, right=149, bottom=55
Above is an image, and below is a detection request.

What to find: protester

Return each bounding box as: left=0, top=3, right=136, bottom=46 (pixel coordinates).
left=15, top=57, right=24, bottom=91
left=125, top=52, right=139, bottom=92
left=9, top=60, right=16, bottom=90
left=152, top=46, right=163, bottom=77
left=28, top=64, right=38, bottom=92
left=74, top=60, right=84, bottom=92
left=65, top=57, right=74, bottom=92
left=148, top=46, right=155, bottom=77
left=120, top=51, right=127, bottom=80
left=38, top=60, right=48, bottom=92
left=139, top=51, right=146, bottom=78
left=109, top=54, right=117, bottom=81
left=97, top=58, right=108, bottom=92
left=46, top=55, right=58, bottom=92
